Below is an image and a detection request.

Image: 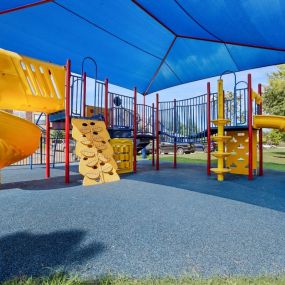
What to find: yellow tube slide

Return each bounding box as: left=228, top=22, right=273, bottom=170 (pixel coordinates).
left=253, top=115, right=285, bottom=131
left=0, top=111, right=41, bottom=169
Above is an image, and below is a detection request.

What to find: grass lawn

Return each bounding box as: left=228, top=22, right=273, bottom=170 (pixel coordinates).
left=155, top=148, right=285, bottom=172
left=2, top=273, right=285, bottom=285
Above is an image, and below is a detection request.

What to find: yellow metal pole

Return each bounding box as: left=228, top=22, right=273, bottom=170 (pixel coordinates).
left=217, top=80, right=224, bottom=181
left=210, top=79, right=231, bottom=181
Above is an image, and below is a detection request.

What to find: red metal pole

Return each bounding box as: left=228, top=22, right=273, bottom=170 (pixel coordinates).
left=258, top=83, right=263, bottom=176
left=156, top=93, right=160, bottom=171
left=65, top=59, right=71, bottom=184
left=173, top=99, right=177, bottom=168
left=45, top=114, right=50, bottom=178
left=248, top=74, right=253, bottom=180
left=152, top=102, right=155, bottom=167
left=207, top=82, right=211, bottom=176
left=133, top=87, right=137, bottom=173
left=82, top=72, right=87, bottom=117
left=104, top=78, right=109, bottom=127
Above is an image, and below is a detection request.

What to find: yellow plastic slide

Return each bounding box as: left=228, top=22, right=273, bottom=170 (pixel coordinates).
left=0, top=48, right=66, bottom=169
left=0, top=111, right=41, bottom=169
left=253, top=115, right=285, bottom=131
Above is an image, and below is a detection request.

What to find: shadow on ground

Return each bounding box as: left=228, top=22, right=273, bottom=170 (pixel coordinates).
left=0, top=229, right=106, bottom=281
left=126, top=161, right=285, bottom=213
left=0, top=175, right=82, bottom=191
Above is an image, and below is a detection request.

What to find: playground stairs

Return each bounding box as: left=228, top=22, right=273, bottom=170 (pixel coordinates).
left=72, top=118, right=120, bottom=186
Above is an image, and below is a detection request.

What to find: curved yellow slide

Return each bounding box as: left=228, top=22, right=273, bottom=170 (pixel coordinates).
left=253, top=115, right=285, bottom=131
left=0, top=111, right=41, bottom=169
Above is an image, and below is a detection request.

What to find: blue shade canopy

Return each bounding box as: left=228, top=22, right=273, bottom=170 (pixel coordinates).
left=0, top=0, right=285, bottom=95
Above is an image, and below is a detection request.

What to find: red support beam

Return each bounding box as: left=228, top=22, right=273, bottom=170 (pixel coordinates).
left=45, top=114, right=50, bottom=179
left=104, top=78, right=109, bottom=127
left=207, top=82, right=211, bottom=176
left=133, top=87, right=137, bottom=173
left=248, top=74, right=253, bottom=180
left=173, top=99, right=177, bottom=168
left=258, top=83, right=263, bottom=176
left=152, top=102, right=155, bottom=167
left=0, top=0, right=53, bottom=15
left=156, top=93, right=160, bottom=171
left=82, top=72, right=87, bottom=117
left=65, top=59, right=71, bottom=184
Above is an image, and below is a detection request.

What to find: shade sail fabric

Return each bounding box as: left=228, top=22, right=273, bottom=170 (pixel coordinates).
left=0, top=0, right=285, bottom=94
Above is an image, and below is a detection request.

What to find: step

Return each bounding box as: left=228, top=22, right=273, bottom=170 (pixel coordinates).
left=212, top=152, right=231, bottom=158
left=210, top=167, right=231, bottom=174
left=211, top=135, right=232, bottom=142
left=211, top=119, right=231, bottom=126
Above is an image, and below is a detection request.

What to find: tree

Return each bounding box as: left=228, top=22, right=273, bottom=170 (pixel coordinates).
left=267, top=129, right=283, bottom=145
left=262, top=65, right=285, bottom=144
left=51, top=130, right=65, bottom=141
left=263, top=65, right=285, bottom=116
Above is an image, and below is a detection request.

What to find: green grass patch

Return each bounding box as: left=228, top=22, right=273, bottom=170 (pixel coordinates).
left=2, top=274, right=285, bottom=285
left=153, top=148, right=285, bottom=172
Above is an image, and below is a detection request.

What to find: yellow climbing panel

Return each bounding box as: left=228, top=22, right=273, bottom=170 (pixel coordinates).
left=211, top=79, right=232, bottom=181
left=72, top=119, right=119, bottom=186
left=0, top=48, right=65, bottom=114
left=226, top=130, right=257, bottom=175
left=110, top=139, right=133, bottom=174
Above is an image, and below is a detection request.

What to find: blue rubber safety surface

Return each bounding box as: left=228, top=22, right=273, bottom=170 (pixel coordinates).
left=0, top=161, right=285, bottom=280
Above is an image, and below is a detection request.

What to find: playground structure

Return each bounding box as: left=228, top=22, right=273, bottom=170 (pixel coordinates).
left=1, top=48, right=285, bottom=184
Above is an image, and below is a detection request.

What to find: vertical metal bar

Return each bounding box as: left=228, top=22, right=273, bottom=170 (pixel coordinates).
left=173, top=99, right=177, bottom=168
left=111, top=93, right=114, bottom=127
left=40, top=135, right=43, bottom=165
left=207, top=82, right=211, bottom=176
left=83, top=72, right=87, bottom=117
left=29, top=155, right=33, bottom=170
left=248, top=74, right=253, bottom=180
left=133, top=87, right=137, bottom=173
left=258, top=83, right=263, bottom=176
left=152, top=103, right=155, bottom=167
left=65, top=59, right=71, bottom=184
left=143, top=95, right=146, bottom=133
left=104, top=78, right=109, bottom=127
left=46, top=114, right=50, bottom=178
left=156, top=93, right=160, bottom=171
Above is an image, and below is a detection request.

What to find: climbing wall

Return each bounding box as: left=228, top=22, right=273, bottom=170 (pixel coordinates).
left=110, top=139, right=133, bottom=174
left=226, top=130, right=257, bottom=175
left=72, top=119, right=120, bottom=186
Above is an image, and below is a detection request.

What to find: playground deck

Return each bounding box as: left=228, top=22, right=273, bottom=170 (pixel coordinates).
left=0, top=161, right=284, bottom=281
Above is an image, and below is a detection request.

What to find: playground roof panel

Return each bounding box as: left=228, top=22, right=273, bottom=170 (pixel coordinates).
left=0, top=0, right=285, bottom=94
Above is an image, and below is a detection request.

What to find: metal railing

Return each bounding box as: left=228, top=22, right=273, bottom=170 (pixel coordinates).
left=13, top=135, right=78, bottom=167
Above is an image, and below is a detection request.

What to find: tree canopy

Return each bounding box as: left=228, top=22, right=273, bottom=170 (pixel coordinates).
left=263, top=65, right=285, bottom=144
left=263, top=65, right=285, bottom=116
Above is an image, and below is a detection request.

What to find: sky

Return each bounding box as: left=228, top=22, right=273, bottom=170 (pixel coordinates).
left=86, top=65, right=277, bottom=106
